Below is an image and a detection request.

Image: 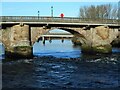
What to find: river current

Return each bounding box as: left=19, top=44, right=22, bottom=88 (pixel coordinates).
left=1, top=39, right=120, bottom=89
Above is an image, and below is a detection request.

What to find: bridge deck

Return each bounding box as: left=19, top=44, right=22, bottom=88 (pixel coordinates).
left=1, top=16, right=119, bottom=25
left=1, top=22, right=119, bottom=27
left=1, top=16, right=119, bottom=29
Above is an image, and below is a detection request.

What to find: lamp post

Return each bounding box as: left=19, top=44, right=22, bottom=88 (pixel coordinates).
left=38, top=11, right=40, bottom=20
left=51, top=6, right=53, bottom=17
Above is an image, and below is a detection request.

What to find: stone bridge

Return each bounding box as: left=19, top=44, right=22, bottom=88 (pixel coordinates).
left=0, top=16, right=120, bottom=58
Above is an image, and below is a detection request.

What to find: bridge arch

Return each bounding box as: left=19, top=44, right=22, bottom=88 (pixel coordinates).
left=44, top=27, right=84, bottom=37
left=32, top=27, right=86, bottom=46
left=39, top=27, right=86, bottom=40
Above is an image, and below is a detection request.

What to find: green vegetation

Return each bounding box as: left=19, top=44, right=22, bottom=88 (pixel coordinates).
left=93, top=45, right=112, bottom=54
left=15, top=46, right=32, bottom=49
left=81, top=44, right=112, bottom=54
left=5, top=46, right=33, bottom=59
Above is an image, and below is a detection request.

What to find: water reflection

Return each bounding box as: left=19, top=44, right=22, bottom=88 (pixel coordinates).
left=112, top=48, right=120, bottom=53
left=33, top=39, right=81, bottom=58
left=33, top=39, right=120, bottom=59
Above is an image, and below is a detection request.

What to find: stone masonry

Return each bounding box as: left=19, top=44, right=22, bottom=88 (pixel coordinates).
left=0, top=24, right=119, bottom=58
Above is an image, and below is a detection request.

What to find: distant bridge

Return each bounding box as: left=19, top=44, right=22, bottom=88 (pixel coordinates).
left=39, top=34, right=73, bottom=43
left=39, top=33, right=73, bottom=41
left=41, top=34, right=73, bottom=38
left=40, top=34, right=73, bottom=41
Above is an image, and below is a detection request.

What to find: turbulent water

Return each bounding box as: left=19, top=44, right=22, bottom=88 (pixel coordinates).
left=1, top=39, right=120, bottom=89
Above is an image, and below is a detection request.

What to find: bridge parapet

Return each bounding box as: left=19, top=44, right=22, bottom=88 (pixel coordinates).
left=1, top=16, right=119, bottom=24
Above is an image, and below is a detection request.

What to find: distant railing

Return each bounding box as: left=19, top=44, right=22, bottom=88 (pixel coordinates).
left=0, top=16, right=119, bottom=24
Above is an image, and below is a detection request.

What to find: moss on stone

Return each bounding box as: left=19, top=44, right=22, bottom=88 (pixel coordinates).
left=92, top=45, right=112, bottom=54
left=81, top=45, right=93, bottom=54
left=15, top=46, right=32, bottom=48
left=81, top=44, right=112, bottom=54
left=5, top=46, right=33, bottom=59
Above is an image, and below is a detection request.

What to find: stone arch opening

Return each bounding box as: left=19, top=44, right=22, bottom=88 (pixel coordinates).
left=32, top=28, right=83, bottom=57
left=49, top=28, right=71, bottom=34
left=33, top=27, right=86, bottom=46
left=44, top=27, right=84, bottom=37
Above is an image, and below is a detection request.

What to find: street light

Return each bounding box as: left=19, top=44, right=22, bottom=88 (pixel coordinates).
left=38, top=11, right=40, bottom=20
left=51, top=6, right=53, bottom=17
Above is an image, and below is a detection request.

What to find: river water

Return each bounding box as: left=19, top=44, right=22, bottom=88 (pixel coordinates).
left=33, top=39, right=81, bottom=58
left=1, top=39, right=120, bottom=89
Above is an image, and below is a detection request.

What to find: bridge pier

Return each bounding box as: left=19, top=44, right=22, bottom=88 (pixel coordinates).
left=49, top=37, right=52, bottom=43
left=5, top=46, right=33, bottom=59
left=81, top=44, right=112, bottom=54
left=42, top=36, right=45, bottom=45
left=72, top=26, right=118, bottom=54
left=1, top=24, right=33, bottom=58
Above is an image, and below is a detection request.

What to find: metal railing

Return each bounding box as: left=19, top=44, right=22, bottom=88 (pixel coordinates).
left=0, top=16, right=119, bottom=24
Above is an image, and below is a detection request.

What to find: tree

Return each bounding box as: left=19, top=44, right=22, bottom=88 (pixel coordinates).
left=79, top=3, right=118, bottom=20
